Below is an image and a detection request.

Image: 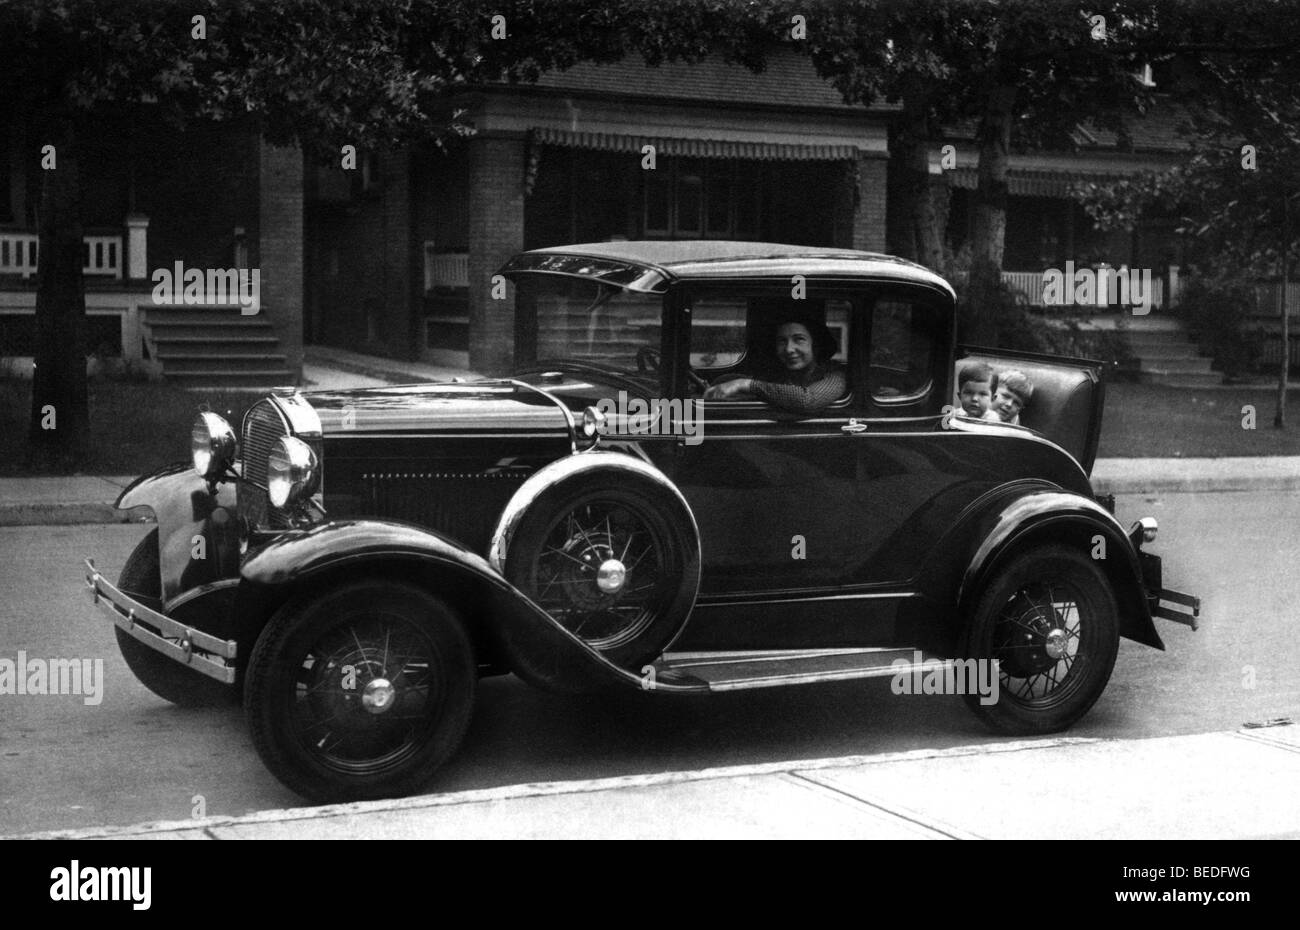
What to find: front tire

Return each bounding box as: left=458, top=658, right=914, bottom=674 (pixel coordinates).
left=960, top=544, right=1120, bottom=735
left=114, top=529, right=236, bottom=708
left=244, top=581, right=476, bottom=803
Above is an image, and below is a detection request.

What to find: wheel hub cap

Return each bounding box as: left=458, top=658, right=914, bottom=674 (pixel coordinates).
left=361, top=677, right=397, bottom=715
left=1044, top=628, right=1068, bottom=660
left=596, top=558, right=627, bottom=594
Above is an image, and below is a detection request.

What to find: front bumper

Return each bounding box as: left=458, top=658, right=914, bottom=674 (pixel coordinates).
left=85, top=559, right=238, bottom=684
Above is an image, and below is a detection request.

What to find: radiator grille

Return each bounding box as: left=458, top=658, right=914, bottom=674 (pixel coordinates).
left=239, top=400, right=291, bottom=529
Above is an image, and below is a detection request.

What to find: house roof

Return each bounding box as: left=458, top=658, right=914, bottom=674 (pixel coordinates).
left=943, top=99, right=1191, bottom=154
left=522, top=50, right=888, bottom=113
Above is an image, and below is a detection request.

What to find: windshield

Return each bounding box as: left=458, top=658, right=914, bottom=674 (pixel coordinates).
left=513, top=274, right=664, bottom=374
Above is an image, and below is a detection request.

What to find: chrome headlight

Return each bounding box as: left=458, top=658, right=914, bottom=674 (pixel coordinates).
left=267, top=436, right=319, bottom=508
left=191, top=412, right=238, bottom=480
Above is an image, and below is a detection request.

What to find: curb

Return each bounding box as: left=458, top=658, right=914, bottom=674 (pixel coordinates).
left=0, top=502, right=135, bottom=527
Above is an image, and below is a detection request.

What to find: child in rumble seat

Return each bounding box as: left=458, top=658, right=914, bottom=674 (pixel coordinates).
left=984, top=369, right=1034, bottom=426
left=955, top=361, right=994, bottom=419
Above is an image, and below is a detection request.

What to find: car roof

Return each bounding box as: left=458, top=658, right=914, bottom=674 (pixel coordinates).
left=500, top=240, right=956, bottom=298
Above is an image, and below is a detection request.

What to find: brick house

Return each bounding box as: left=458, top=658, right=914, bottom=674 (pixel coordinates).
left=9, top=55, right=1277, bottom=386
left=935, top=98, right=1190, bottom=310
left=305, top=50, right=893, bottom=375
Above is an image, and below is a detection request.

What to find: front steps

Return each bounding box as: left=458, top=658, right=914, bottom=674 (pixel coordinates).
left=1123, top=318, right=1222, bottom=388
left=145, top=307, right=295, bottom=388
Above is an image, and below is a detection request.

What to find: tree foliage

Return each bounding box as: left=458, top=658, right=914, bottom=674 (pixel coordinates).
left=0, top=0, right=765, bottom=467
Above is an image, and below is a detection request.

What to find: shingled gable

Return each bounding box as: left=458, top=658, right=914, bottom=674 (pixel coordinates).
left=496, top=48, right=897, bottom=113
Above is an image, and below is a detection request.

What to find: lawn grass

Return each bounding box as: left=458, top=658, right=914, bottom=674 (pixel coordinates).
left=1098, top=381, right=1300, bottom=458
left=1, top=379, right=253, bottom=476
left=3, top=376, right=1299, bottom=475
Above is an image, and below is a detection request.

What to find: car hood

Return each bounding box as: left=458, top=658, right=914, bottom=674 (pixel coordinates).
left=304, top=380, right=573, bottom=437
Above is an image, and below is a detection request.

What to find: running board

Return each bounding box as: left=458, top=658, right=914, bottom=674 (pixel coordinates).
left=654, top=647, right=947, bottom=692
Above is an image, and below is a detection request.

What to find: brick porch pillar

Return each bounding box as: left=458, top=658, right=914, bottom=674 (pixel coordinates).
left=467, top=134, right=526, bottom=375
left=258, top=139, right=304, bottom=380
left=852, top=153, right=889, bottom=253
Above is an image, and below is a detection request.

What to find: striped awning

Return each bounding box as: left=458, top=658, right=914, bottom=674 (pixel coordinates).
left=945, top=166, right=1152, bottom=197
left=531, top=127, right=860, bottom=161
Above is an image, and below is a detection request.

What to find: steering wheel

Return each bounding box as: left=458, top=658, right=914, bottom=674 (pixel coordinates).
left=637, top=347, right=709, bottom=393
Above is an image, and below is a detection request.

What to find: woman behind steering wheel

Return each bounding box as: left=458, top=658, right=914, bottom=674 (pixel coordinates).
left=703, top=316, right=845, bottom=415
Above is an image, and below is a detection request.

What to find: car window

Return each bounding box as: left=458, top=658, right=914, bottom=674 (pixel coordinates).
left=869, top=298, right=940, bottom=403
left=513, top=276, right=663, bottom=373
left=688, top=296, right=748, bottom=368
left=689, top=296, right=850, bottom=371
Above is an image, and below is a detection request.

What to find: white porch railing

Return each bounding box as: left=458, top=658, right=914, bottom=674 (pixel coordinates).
left=0, top=232, right=125, bottom=279
left=1001, top=270, right=1045, bottom=305
left=423, top=243, right=469, bottom=290
left=1002, top=268, right=1165, bottom=310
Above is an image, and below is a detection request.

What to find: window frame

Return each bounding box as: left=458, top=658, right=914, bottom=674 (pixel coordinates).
left=674, top=280, right=861, bottom=418
left=862, top=284, right=953, bottom=418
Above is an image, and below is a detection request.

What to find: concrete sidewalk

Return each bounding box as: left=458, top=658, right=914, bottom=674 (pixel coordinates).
left=1, top=457, right=1296, bottom=526
left=11, top=725, right=1298, bottom=839
left=0, top=474, right=140, bottom=526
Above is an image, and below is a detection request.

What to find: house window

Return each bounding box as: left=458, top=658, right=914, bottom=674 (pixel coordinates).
left=642, top=158, right=761, bottom=239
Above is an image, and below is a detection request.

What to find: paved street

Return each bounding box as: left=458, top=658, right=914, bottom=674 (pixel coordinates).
left=0, top=490, right=1296, bottom=836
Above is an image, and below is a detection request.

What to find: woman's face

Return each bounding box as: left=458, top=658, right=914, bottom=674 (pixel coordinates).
left=775, top=323, right=815, bottom=372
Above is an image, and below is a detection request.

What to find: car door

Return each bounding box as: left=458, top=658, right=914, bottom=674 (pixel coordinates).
left=658, top=287, right=889, bottom=649
left=844, top=288, right=978, bottom=587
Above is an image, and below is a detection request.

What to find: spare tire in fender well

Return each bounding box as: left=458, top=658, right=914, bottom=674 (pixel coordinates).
left=490, top=452, right=703, bottom=671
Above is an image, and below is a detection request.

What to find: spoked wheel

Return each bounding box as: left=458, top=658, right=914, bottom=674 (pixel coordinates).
left=960, top=545, right=1119, bottom=735
left=244, top=581, right=475, bottom=803
left=504, top=478, right=699, bottom=670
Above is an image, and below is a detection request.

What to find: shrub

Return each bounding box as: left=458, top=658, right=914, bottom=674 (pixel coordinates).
left=1176, top=273, right=1264, bottom=377
left=950, top=261, right=1134, bottom=368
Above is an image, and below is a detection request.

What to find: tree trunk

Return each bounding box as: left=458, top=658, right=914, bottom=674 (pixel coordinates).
left=970, top=84, right=1017, bottom=291
left=894, top=98, right=944, bottom=271
left=27, top=112, right=89, bottom=469
left=1275, top=191, right=1290, bottom=429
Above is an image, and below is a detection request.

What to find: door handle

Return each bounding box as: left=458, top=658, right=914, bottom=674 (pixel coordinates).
left=841, top=419, right=868, bottom=434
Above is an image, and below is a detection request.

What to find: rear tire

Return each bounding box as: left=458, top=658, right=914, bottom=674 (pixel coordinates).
left=960, top=545, right=1119, bottom=735
left=114, top=529, right=237, bottom=708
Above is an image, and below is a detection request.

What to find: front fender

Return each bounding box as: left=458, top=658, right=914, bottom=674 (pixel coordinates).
left=238, top=519, right=706, bottom=694
left=960, top=490, right=1163, bottom=650
left=116, top=462, right=241, bottom=602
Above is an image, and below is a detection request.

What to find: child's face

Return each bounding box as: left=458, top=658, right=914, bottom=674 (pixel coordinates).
left=990, top=385, right=1024, bottom=422
left=958, top=379, right=992, bottom=417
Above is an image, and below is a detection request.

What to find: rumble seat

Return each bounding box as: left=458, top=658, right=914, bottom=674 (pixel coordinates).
left=959, top=352, right=1103, bottom=472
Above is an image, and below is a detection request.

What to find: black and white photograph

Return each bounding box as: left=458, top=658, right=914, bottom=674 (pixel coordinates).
left=0, top=0, right=1296, bottom=876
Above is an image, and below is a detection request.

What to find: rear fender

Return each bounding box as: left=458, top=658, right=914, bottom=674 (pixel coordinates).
left=237, top=519, right=706, bottom=694
left=116, top=463, right=241, bottom=602
left=959, top=490, right=1163, bottom=650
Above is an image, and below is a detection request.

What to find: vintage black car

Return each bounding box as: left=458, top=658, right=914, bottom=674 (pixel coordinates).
left=86, top=241, right=1199, bottom=803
